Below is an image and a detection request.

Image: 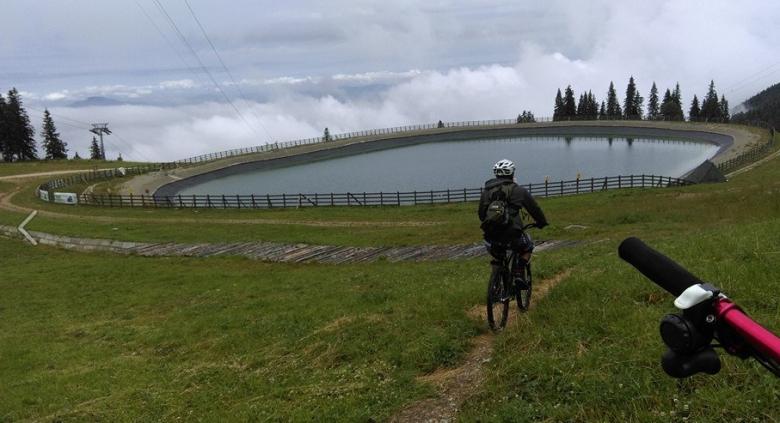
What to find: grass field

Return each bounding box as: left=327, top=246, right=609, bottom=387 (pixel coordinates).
left=1, top=129, right=780, bottom=421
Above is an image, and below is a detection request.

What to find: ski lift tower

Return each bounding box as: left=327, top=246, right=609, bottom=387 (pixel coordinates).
left=90, top=123, right=112, bottom=160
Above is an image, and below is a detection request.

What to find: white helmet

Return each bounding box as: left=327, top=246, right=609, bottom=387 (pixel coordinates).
left=493, top=159, right=515, bottom=177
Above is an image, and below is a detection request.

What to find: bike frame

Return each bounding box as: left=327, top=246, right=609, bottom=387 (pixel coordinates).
left=713, top=298, right=780, bottom=363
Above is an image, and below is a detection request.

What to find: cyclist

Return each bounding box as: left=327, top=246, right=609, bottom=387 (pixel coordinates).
left=478, top=159, right=548, bottom=278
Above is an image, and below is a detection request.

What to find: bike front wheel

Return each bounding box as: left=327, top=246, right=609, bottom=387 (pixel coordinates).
left=487, top=265, right=509, bottom=331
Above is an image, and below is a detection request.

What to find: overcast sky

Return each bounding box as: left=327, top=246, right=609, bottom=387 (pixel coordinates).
left=1, top=0, right=779, bottom=161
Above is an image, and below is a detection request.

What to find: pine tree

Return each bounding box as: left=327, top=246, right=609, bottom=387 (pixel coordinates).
left=517, top=111, right=535, bottom=123
left=598, top=101, right=606, bottom=120
left=73, top=151, right=82, bottom=160
left=553, top=89, right=564, bottom=121
left=576, top=93, right=586, bottom=119
left=701, top=80, right=722, bottom=121
left=623, top=76, right=637, bottom=119
left=90, top=136, right=102, bottom=160
left=660, top=89, right=674, bottom=120
left=41, top=109, right=68, bottom=160
left=4, top=88, right=37, bottom=161
left=563, top=86, right=576, bottom=120
left=672, top=83, right=684, bottom=120
left=647, top=82, right=660, bottom=120
left=633, top=91, right=644, bottom=120
left=0, top=94, right=8, bottom=161
left=689, top=95, right=701, bottom=121
left=719, top=95, right=730, bottom=123
left=606, top=82, right=622, bottom=119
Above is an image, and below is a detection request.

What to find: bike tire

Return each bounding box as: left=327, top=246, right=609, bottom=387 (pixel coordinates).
left=487, top=265, right=510, bottom=331
left=516, top=261, right=532, bottom=311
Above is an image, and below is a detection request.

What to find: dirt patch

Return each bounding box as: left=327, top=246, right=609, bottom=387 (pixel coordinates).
left=389, top=269, right=572, bottom=422
left=0, top=189, right=443, bottom=228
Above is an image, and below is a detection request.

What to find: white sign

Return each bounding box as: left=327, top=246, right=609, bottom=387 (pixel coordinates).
left=38, top=189, right=50, bottom=202
left=53, top=192, right=78, bottom=205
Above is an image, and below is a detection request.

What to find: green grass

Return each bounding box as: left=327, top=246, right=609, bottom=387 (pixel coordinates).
left=0, top=159, right=145, bottom=177
left=0, top=240, right=508, bottom=421
left=1, top=126, right=780, bottom=420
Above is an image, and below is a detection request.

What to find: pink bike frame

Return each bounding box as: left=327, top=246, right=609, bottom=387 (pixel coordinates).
left=714, top=298, right=780, bottom=364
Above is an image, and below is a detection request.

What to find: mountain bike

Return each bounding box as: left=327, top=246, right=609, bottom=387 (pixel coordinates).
left=619, top=237, right=780, bottom=378
left=486, top=223, right=536, bottom=332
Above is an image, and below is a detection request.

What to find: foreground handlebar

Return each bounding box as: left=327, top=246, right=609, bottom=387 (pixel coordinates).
left=618, top=237, right=703, bottom=297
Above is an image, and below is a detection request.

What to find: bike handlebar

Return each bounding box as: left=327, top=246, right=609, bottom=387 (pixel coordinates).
left=618, top=237, right=702, bottom=297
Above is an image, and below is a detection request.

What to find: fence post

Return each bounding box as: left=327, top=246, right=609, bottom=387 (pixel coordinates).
left=397, top=192, right=400, bottom=206
left=380, top=192, right=384, bottom=206
left=590, top=177, right=594, bottom=192
left=560, top=180, right=563, bottom=196
left=251, top=194, right=257, bottom=208
left=129, top=193, right=134, bottom=208
left=463, top=188, right=467, bottom=202
left=413, top=191, right=417, bottom=205
left=430, top=190, right=434, bottom=204
left=207, top=194, right=212, bottom=208
left=347, top=193, right=351, bottom=206
left=545, top=179, right=549, bottom=197
left=283, top=193, right=287, bottom=208
left=330, top=193, right=334, bottom=206
left=618, top=175, right=622, bottom=189
left=447, top=189, right=451, bottom=203
left=236, top=194, right=241, bottom=209
left=298, top=194, right=302, bottom=208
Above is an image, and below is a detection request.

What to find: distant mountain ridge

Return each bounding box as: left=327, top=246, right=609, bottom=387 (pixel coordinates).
left=68, top=96, right=125, bottom=108
left=732, top=82, right=780, bottom=129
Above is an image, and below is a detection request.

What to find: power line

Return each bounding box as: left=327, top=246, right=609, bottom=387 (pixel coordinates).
left=183, top=0, right=273, bottom=140
left=134, top=0, right=208, bottom=87
left=151, top=0, right=263, bottom=140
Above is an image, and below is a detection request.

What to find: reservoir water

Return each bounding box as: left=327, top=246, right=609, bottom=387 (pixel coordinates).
left=178, top=136, right=718, bottom=195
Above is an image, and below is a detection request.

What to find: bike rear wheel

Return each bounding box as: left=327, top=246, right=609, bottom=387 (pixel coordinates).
left=487, top=265, right=510, bottom=331
left=515, top=261, right=532, bottom=311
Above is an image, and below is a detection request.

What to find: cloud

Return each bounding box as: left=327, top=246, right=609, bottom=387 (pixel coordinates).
left=16, top=0, right=780, bottom=163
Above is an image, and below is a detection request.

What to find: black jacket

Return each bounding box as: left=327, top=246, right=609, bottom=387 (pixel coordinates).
left=478, top=178, right=548, bottom=230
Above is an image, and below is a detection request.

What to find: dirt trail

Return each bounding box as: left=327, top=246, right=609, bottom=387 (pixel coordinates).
left=389, top=269, right=572, bottom=422
left=0, top=189, right=443, bottom=228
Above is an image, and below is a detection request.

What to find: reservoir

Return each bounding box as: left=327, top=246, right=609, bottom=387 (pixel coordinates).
left=177, top=136, right=718, bottom=195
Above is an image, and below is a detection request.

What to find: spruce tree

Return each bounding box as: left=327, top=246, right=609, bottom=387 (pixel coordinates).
left=598, top=101, right=606, bottom=120
left=90, top=136, right=102, bottom=160
left=323, top=127, right=331, bottom=142
left=73, top=151, right=82, bottom=160
left=0, top=94, right=8, bottom=161
left=672, top=83, right=684, bottom=121
left=623, top=76, right=637, bottom=119
left=4, top=88, right=37, bottom=161
left=606, top=82, right=622, bottom=119
left=689, top=95, right=701, bottom=122
left=720, top=95, right=730, bottom=123
left=553, top=89, right=564, bottom=121
left=633, top=91, right=644, bottom=120
left=701, top=80, right=722, bottom=121
left=576, top=93, right=586, bottom=119
left=660, top=89, right=674, bottom=120
left=42, top=109, right=68, bottom=160
left=563, top=86, right=576, bottom=120
left=647, top=82, right=660, bottom=120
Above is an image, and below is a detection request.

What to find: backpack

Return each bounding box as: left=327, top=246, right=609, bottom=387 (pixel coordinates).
left=480, top=183, right=515, bottom=236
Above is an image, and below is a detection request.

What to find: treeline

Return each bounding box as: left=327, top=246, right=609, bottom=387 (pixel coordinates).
left=552, top=78, right=730, bottom=123
left=731, top=82, right=780, bottom=129
left=0, top=88, right=100, bottom=162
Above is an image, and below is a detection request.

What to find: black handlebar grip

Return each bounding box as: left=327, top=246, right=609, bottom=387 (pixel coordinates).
left=618, top=237, right=702, bottom=297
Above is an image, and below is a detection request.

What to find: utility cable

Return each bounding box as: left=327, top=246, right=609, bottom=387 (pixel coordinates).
left=151, top=0, right=262, bottom=139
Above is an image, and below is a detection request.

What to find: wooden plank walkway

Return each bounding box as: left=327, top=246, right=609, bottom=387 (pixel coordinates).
left=0, top=224, right=574, bottom=263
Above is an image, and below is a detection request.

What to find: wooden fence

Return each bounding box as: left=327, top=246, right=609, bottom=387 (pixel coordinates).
left=717, top=127, right=777, bottom=174
left=40, top=174, right=691, bottom=209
